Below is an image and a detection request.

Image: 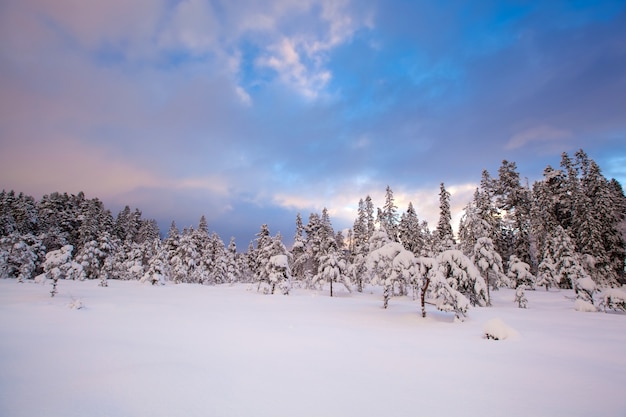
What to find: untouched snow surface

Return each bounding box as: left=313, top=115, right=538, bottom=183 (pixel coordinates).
left=1, top=279, right=625, bottom=417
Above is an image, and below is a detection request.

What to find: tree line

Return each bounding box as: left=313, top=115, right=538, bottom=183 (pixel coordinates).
left=1, top=149, right=625, bottom=317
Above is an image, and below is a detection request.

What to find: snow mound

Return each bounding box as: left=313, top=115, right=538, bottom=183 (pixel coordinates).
left=483, top=318, right=519, bottom=340
left=573, top=299, right=596, bottom=312
left=67, top=298, right=84, bottom=310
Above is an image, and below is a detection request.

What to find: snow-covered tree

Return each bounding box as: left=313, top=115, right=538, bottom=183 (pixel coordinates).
left=436, top=250, right=488, bottom=307
left=398, top=202, right=424, bottom=255
left=290, top=213, right=308, bottom=285
left=536, top=250, right=558, bottom=291
left=170, top=229, right=200, bottom=284
left=379, top=185, right=399, bottom=241
left=472, top=237, right=506, bottom=305
left=425, top=261, right=471, bottom=321
left=225, top=237, right=241, bottom=284
left=575, top=275, right=596, bottom=307
left=494, top=160, right=532, bottom=267
left=366, top=242, right=419, bottom=308
left=257, top=233, right=291, bottom=295
left=314, top=246, right=351, bottom=297
left=43, top=245, right=76, bottom=297
left=0, top=233, right=45, bottom=282
left=549, top=226, right=587, bottom=290
left=75, top=239, right=104, bottom=280
left=458, top=190, right=492, bottom=257
left=514, top=285, right=528, bottom=308
left=507, top=255, right=535, bottom=289
left=142, top=239, right=168, bottom=285
left=435, top=183, right=455, bottom=252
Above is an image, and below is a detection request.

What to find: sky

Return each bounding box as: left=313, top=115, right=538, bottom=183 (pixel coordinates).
left=1, top=0, right=625, bottom=248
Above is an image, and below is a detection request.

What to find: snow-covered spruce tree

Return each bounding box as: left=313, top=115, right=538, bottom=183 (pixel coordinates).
left=379, top=185, right=399, bottom=241
left=190, top=219, right=211, bottom=284
left=197, top=231, right=222, bottom=285
left=435, top=183, right=455, bottom=252
left=290, top=213, right=308, bottom=287
left=0, top=233, right=45, bottom=282
left=365, top=195, right=376, bottom=242
left=303, top=213, right=323, bottom=285
left=550, top=226, right=586, bottom=290
left=352, top=198, right=368, bottom=252
left=436, top=250, right=488, bottom=307
left=536, top=249, right=559, bottom=291
left=472, top=237, right=506, bottom=305
left=576, top=159, right=622, bottom=287
left=225, top=237, right=241, bottom=284
left=493, top=160, right=533, bottom=267
left=458, top=189, right=492, bottom=258
left=608, top=178, right=626, bottom=284
left=0, top=190, right=38, bottom=236
left=348, top=250, right=368, bottom=293
left=43, top=245, right=76, bottom=297
left=122, top=241, right=148, bottom=281
left=349, top=197, right=378, bottom=292
left=366, top=241, right=419, bottom=308
left=311, top=209, right=351, bottom=296
left=142, top=239, right=169, bottom=285
left=426, top=261, right=471, bottom=321
left=75, top=239, right=104, bottom=280
left=530, top=166, right=566, bottom=264
left=398, top=202, right=425, bottom=256
left=514, top=285, right=528, bottom=308
left=257, top=232, right=291, bottom=295
left=315, top=245, right=351, bottom=297
left=507, top=255, right=535, bottom=289
left=170, top=228, right=200, bottom=284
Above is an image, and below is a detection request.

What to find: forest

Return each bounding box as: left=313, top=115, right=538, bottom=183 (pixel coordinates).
left=1, top=149, right=625, bottom=319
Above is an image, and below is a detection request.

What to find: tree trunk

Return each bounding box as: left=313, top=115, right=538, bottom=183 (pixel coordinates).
left=486, top=272, right=491, bottom=306
left=421, top=278, right=430, bottom=317
left=330, top=279, right=333, bottom=297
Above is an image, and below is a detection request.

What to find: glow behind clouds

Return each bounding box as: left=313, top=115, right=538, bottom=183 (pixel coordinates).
left=1, top=0, right=625, bottom=246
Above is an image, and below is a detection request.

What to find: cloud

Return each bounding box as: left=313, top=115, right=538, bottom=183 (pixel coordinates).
left=257, top=37, right=332, bottom=98
left=506, top=125, right=572, bottom=150
left=158, top=0, right=220, bottom=55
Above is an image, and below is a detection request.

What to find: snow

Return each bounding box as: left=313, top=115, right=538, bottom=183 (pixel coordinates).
left=483, top=318, right=519, bottom=340
left=573, top=299, right=597, bottom=312
left=1, top=279, right=626, bottom=417
left=577, top=276, right=596, bottom=293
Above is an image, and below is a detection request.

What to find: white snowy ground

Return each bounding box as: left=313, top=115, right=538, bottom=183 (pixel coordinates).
left=1, top=280, right=625, bottom=417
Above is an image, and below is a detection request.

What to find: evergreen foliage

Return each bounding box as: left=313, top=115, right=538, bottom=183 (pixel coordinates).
left=0, top=147, right=622, bottom=321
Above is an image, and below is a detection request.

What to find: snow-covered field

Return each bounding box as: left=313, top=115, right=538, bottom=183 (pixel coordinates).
left=1, top=279, right=625, bottom=417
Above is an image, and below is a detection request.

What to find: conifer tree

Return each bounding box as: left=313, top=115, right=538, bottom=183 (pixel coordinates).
left=366, top=241, right=418, bottom=307
left=458, top=190, right=492, bottom=257
left=43, top=245, right=76, bottom=297
left=142, top=239, right=169, bottom=285
left=472, top=237, right=505, bottom=305
left=398, top=202, right=423, bottom=255
left=507, top=255, right=535, bottom=289
left=257, top=233, right=291, bottom=295
left=365, top=195, right=376, bottom=242
left=379, top=186, right=399, bottom=241
left=494, top=160, right=532, bottom=267
left=436, top=183, right=455, bottom=252
left=225, top=237, right=241, bottom=283
left=536, top=249, right=558, bottom=291
left=290, top=213, right=308, bottom=285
